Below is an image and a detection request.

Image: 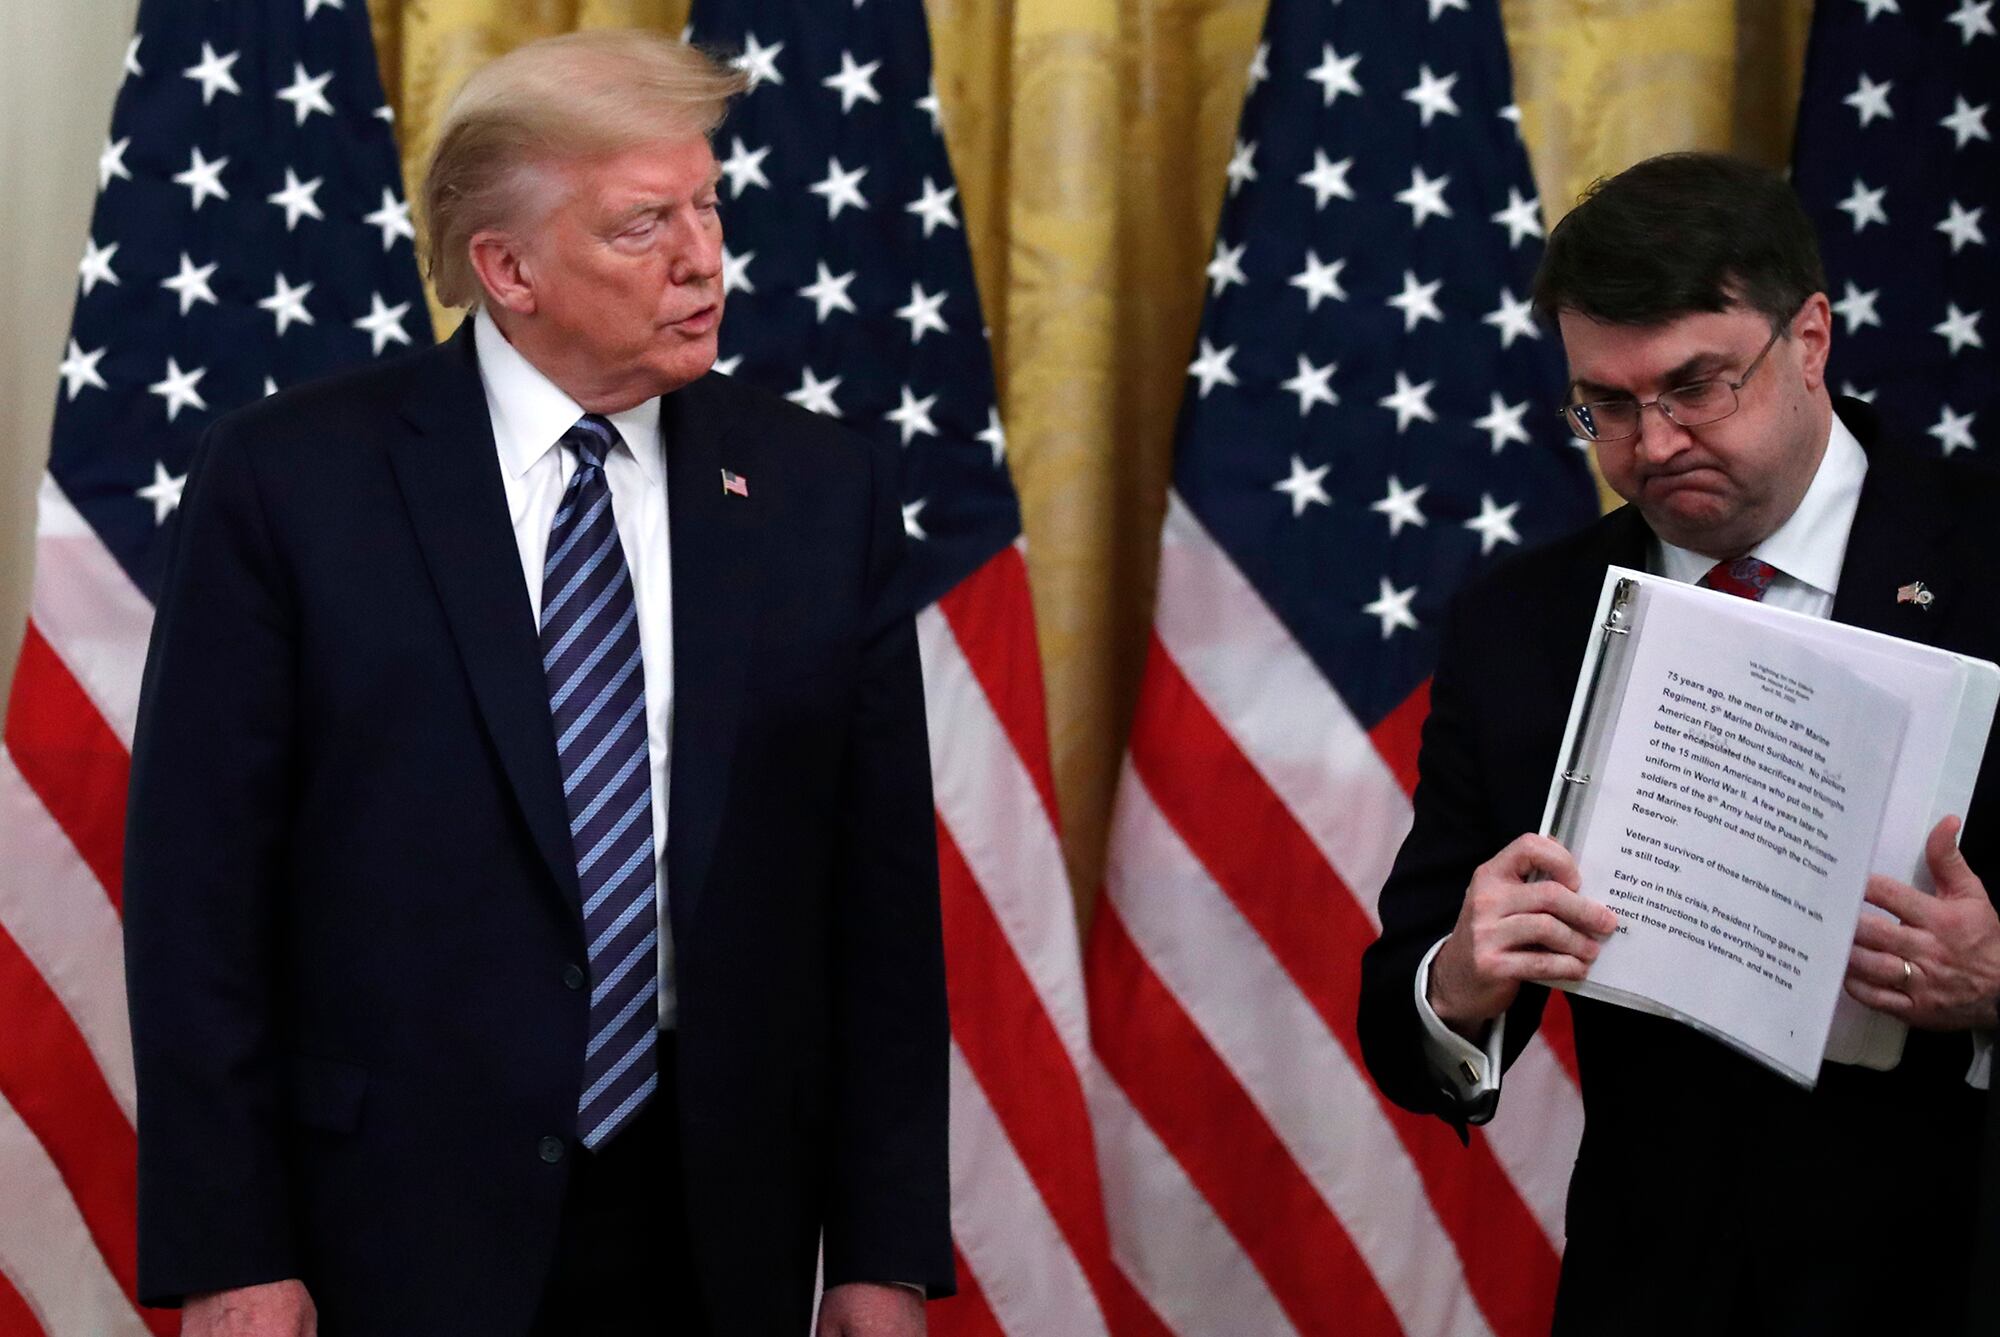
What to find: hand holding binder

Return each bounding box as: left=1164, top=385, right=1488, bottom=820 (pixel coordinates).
left=1844, top=814, right=2000, bottom=1033
left=1541, top=567, right=1999, bottom=1086
left=1426, top=833, right=1616, bottom=1038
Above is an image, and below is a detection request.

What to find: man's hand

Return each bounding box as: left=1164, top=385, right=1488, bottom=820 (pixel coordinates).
left=818, top=1282, right=925, bottom=1337
left=1428, top=833, right=1617, bottom=1036
left=1845, top=815, right=2000, bottom=1031
left=182, top=1280, right=316, bottom=1337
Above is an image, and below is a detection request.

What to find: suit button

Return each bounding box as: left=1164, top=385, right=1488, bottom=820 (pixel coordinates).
left=562, top=964, right=586, bottom=991
left=538, top=1136, right=565, bottom=1164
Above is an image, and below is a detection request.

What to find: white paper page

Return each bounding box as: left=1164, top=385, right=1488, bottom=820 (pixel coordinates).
left=1784, top=630, right=1965, bottom=1065
left=1566, top=583, right=1907, bottom=1085
left=1773, top=620, right=1964, bottom=885
left=1649, top=588, right=1997, bottom=1068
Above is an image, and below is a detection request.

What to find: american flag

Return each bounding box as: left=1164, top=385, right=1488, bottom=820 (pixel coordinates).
left=1793, top=0, right=1995, bottom=457
left=0, top=1, right=427, bottom=1332
left=1086, top=0, right=1600, bottom=1332
left=679, top=2, right=1144, bottom=1332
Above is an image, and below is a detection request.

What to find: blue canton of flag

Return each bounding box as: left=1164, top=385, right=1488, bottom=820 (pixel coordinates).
left=1793, top=0, right=1996, bottom=459
left=683, top=0, right=1020, bottom=610
left=1175, top=0, right=1597, bottom=730
left=55, top=0, right=431, bottom=602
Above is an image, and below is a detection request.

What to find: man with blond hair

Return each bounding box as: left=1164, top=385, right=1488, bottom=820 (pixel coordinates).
left=124, top=31, right=950, bottom=1337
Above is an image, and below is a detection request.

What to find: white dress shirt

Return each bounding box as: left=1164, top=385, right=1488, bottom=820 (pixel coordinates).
left=475, top=323, right=928, bottom=1296
left=474, top=311, right=679, bottom=1029
left=1417, top=414, right=1886, bottom=1105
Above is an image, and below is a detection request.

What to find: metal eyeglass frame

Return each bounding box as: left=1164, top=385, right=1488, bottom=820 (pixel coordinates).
left=1557, top=324, right=1786, bottom=443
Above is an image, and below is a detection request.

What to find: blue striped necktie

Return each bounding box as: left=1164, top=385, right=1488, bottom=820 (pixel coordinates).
left=541, top=413, right=658, bottom=1149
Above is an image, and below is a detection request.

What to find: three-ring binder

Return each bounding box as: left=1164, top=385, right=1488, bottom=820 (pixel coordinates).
left=1549, top=576, right=1639, bottom=850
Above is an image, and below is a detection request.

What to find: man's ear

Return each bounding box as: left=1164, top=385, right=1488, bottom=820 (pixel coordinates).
left=1792, top=292, right=1833, bottom=391
left=469, top=230, right=536, bottom=316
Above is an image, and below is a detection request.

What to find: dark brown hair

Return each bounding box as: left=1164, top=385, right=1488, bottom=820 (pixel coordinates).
left=1533, top=152, right=1825, bottom=334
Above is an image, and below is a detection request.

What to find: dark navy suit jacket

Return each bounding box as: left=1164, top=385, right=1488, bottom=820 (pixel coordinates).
left=1358, top=403, right=2000, bottom=1336
left=123, top=326, right=953, bottom=1335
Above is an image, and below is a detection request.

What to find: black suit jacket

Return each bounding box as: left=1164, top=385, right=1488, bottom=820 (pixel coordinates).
left=1358, top=403, right=2000, bottom=1336
left=123, top=327, right=953, bottom=1335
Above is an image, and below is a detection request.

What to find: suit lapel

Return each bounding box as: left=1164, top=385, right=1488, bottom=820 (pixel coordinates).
left=387, top=326, right=581, bottom=916
left=663, top=376, right=765, bottom=938
left=1558, top=503, right=1650, bottom=704
left=1570, top=503, right=1653, bottom=632
left=1591, top=504, right=1653, bottom=582
left=1829, top=409, right=1959, bottom=647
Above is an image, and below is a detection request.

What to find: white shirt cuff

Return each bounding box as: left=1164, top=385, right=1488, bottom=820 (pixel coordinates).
left=1969, top=1030, right=1993, bottom=1090
left=1415, top=937, right=1505, bottom=1107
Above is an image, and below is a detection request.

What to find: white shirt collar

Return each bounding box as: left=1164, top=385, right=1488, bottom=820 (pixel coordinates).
left=1655, top=411, right=1868, bottom=599
left=473, top=309, right=663, bottom=486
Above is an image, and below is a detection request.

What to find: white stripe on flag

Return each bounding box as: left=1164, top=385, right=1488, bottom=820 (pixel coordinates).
left=1154, top=488, right=1587, bottom=1173
left=30, top=474, right=155, bottom=747
left=1153, top=491, right=1411, bottom=925
left=1085, top=1060, right=1297, bottom=1336
left=917, top=605, right=1091, bottom=1071
left=0, top=748, right=137, bottom=1120
left=1481, top=1039, right=1582, bottom=1249
left=0, top=1088, right=149, bottom=1337
left=1107, top=766, right=1496, bottom=1337
left=947, top=1042, right=1110, bottom=1337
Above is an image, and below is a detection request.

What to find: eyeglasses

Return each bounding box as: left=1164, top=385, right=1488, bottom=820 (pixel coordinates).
left=1558, top=325, right=1785, bottom=443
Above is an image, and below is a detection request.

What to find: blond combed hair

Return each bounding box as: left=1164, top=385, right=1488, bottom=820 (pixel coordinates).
left=421, top=30, right=746, bottom=308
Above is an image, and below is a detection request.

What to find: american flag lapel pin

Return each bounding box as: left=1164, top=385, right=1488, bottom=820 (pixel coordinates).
left=1897, top=580, right=1935, bottom=610
left=720, top=468, right=749, bottom=499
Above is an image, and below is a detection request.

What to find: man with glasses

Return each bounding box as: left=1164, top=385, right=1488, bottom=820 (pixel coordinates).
left=1358, top=152, right=2000, bottom=1335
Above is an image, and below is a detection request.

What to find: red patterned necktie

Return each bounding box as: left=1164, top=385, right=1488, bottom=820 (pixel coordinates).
left=1700, top=556, right=1780, bottom=601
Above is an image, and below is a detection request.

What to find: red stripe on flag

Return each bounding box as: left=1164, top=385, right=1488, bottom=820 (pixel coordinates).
left=1087, top=904, right=1403, bottom=1335
left=936, top=820, right=1172, bottom=1337
left=0, top=1267, right=46, bottom=1337
left=1369, top=677, right=1430, bottom=800
left=926, top=1245, right=1008, bottom=1337
left=3, top=622, right=130, bottom=911
left=0, top=926, right=169, bottom=1337
left=936, top=548, right=1062, bottom=831
left=1128, top=634, right=1560, bottom=1337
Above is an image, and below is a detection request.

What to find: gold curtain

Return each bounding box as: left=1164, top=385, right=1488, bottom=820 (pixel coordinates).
left=370, top=0, right=1814, bottom=918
